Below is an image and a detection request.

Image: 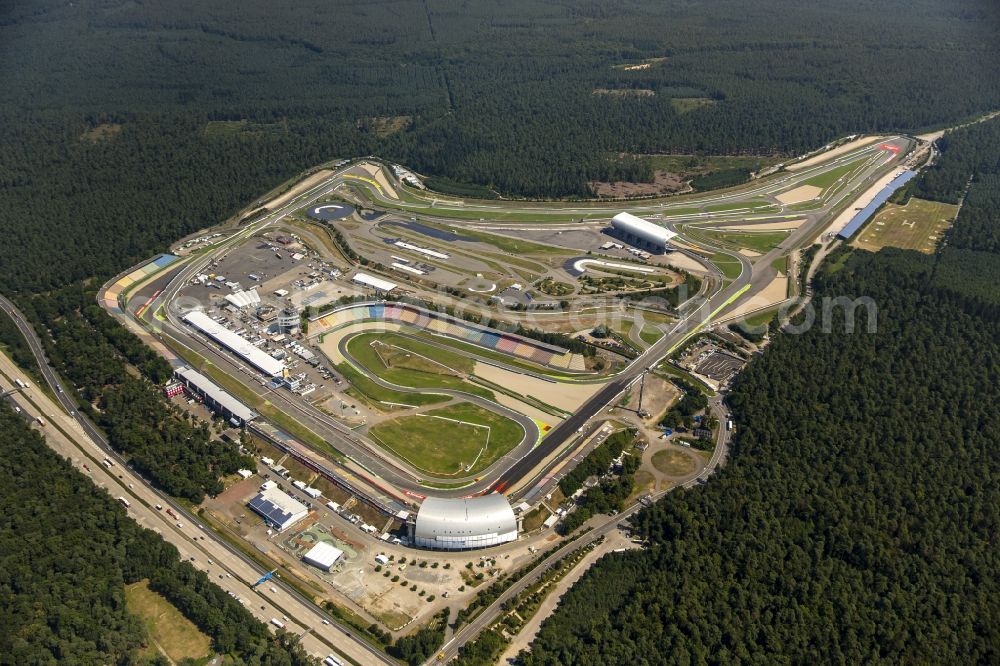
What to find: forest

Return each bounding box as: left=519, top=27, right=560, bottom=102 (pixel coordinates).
left=0, top=404, right=314, bottom=665
left=18, top=285, right=253, bottom=503
left=1, top=1, right=1000, bottom=293
left=0, top=2, right=998, bottom=662
left=520, top=122, right=1000, bottom=664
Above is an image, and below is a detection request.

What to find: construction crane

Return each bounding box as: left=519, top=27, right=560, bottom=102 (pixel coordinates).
left=252, top=569, right=279, bottom=590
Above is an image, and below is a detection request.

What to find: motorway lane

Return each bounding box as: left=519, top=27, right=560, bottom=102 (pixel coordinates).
left=0, top=302, right=391, bottom=666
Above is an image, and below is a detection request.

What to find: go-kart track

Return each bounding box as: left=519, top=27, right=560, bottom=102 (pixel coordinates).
left=99, top=133, right=918, bottom=538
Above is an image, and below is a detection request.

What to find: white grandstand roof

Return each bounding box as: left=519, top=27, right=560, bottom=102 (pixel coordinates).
left=414, top=494, right=517, bottom=550
left=352, top=272, right=397, bottom=293
left=225, top=288, right=261, bottom=309
left=611, top=212, right=678, bottom=246
left=302, top=541, right=344, bottom=570
left=183, top=310, right=285, bottom=377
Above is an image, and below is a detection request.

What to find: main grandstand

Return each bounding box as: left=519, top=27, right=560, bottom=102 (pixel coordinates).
left=311, top=301, right=569, bottom=366
left=410, top=494, right=517, bottom=550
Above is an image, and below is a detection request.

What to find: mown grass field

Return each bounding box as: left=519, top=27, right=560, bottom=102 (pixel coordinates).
left=852, top=197, right=957, bottom=254
left=802, top=157, right=867, bottom=189
left=345, top=333, right=495, bottom=400
left=698, top=229, right=789, bottom=254
left=125, top=580, right=212, bottom=664
left=710, top=253, right=745, bottom=280
left=651, top=449, right=697, bottom=476
left=368, top=402, right=524, bottom=477
left=639, top=325, right=665, bottom=345
left=336, top=362, right=449, bottom=407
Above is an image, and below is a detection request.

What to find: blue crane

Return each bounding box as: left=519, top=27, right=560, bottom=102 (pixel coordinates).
left=252, top=569, right=278, bottom=590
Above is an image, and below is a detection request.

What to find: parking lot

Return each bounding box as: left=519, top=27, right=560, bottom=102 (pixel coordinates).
left=695, top=350, right=745, bottom=382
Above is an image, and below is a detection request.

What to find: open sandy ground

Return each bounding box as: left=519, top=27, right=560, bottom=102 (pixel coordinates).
left=775, top=185, right=822, bottom=204
left=738, top=249, right=762, bottom=258
left=472, top=363, right=603, bottom=413
left=720, top=273, right=789, bottom=322
left=660, top=252, right=708, bottom=273
left=263, top=170, right=333, bottom=210
left=717, top=219, right=805, bottom=232
left=493, top=393, right=559, bottom=428
left=359, top=163, right=399, bottom=200
left=786, top=136, right=883, bottom=171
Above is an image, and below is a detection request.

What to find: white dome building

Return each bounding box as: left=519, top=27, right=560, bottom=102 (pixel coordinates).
left=411, top=494, right=518, bottom=550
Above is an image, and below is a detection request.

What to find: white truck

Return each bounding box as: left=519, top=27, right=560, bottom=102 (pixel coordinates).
left=270, top=618, right=285, bottom=629
left=117, top=497, right=130, bottom=508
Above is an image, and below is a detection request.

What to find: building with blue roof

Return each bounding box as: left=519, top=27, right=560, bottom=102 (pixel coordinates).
left=247, top=485, right=309, bottom=531
left=837, top=170, right=917, bottom=240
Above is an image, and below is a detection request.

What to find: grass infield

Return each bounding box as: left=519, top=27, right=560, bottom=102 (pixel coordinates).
left=368, top=402, right=524, bottom=477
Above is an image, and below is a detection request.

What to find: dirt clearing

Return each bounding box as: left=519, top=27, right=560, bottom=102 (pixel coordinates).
left=775, top=185, right=822, bottom=204
left=264, top=169, right=333, bottom=209
left=787, top=136, right=883, bottom=171
left=472, top=363, right=603, bottom=413
left=721, top=273, right=790, bottom=321
left=590, top=170, right=690, bottom=198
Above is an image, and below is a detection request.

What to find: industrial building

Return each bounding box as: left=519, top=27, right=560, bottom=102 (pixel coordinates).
left=609, top=212, right=678, bottom=253
left=410, top=494, right=518, bottom=550
left=302, top=541, right=344, bottom=571
left=183, top=310, right=285, bottom=377
left=247, top=485, right=309, bottom=532
left=352, top=272, right=397, bottom=294
left=174, top=366, right=257, bottom=426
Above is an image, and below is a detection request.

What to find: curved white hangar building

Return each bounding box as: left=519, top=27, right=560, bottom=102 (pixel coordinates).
left=411, top=494, right=518, bottom=550
left=610, top=212, right=678, bottom=253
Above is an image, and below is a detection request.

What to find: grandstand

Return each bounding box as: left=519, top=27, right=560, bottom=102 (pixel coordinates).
left=837, top=170, right=918, bottom=240
left=311, top=301, right=569, bottom=366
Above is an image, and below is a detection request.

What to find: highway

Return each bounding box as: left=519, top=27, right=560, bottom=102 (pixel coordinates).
left=0, top=134, right=915, bottom=664
left=0, top=297, right=392, bottom=666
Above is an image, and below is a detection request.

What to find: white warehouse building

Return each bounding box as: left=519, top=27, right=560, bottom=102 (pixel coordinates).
left=610, top=212, right=678, bottom=253
left=302, top=541, right=344, bottom=571
left=411, top=494, right=517, bottom=551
